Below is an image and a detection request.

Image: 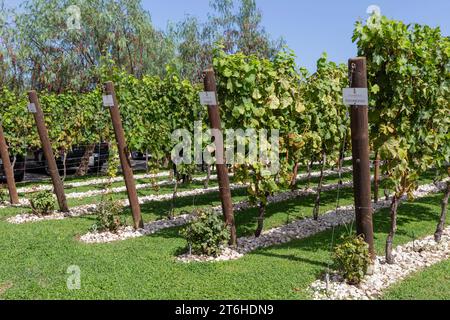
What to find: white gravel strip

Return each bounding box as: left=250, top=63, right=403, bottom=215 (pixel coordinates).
left=6, top=183, right=241, bottom=225
left=79, top=181, right=354, bottom=244
left=7, top=203, right=99, bottom=224
left=0, top=198, right=30, bottom=209
left=177, top=180, right=448, bottom=263
left=16, top=166, right=352, bottom=202
left=63, top=174, right=222, bottom=199
left=8, top=166, right=353, bottom=224
left=309, top=227, right=450, bottom=300
left=16, top=171, right=171, bottom=194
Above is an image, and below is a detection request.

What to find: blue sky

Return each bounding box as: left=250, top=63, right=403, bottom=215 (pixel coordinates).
left=5, top=0, right=450, bottom=71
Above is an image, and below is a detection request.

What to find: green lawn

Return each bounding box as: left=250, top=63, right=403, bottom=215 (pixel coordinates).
left=382, top=259, right=450, bottom=300
left=0, top=181, right=447, bottom=299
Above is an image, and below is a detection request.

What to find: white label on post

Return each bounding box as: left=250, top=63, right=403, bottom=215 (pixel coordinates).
left=199, top=92, right=217, bottom=106
left=102, top=95, right=115, bottom=107
left=28, top=103, right=37, bottom=113
left=343, top=88, right=369, bottom=106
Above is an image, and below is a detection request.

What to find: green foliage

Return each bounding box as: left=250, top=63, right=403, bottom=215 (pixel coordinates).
left=0, top=63, right=202, bottom=172
left=180, top=209, right=230, bottom=256
left=302, top=54, right=349, bottom=163
left=29, top=190, right=55, bottom=216
left=0, top=87, right=35, bottom=156
left=106, top=142, right=120, bottom=181
left=332, top=235, right=371, bottom=285
left=214, top=48, right=300, bottom=207
left=353, top=15, right=450, bottom=196
left=90, top=196, right=125, bottom=233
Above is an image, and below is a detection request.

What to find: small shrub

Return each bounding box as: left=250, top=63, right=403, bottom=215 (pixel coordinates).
left=180, top=209, right=230, bottom=257
left=332, top=235, right=371, bottom=285
left=0, top=187, right=8, bottom=204
left=90, top=196, right=125, bottom=233
left=29, top=191, right=55, bottom=216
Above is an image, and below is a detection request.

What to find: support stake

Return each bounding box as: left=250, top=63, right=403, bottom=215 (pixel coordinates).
left=0, top=122, right=19, bottom=204
left=104, top=82, right=143, bottom=229
left=28, top=91, right=69, bottom=212
left=203, top=68, right=237, bottom=246
left=348, top=58, right=375, bottom=258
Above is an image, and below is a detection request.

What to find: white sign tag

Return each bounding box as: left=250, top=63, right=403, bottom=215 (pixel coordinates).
left=102, top=95, right=115, bottom=107
left=28, top=103, right=37, bottom=113
left=199, top=92, right=217, bottom=106
left=343, top=88, right=369, bottom=106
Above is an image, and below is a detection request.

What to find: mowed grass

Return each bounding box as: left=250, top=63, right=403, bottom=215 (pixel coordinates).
left=0, top=179, right=448, bottom=300
left=381, top=259, right=450, bottom=300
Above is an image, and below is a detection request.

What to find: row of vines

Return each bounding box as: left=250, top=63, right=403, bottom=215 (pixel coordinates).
left=0, top=16, right=449, bottom=262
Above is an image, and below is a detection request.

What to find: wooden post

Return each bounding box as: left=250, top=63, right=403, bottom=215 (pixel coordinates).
left=28, top=91, right=69, bottom=212
left=0, top=122, right=19, bottom=204
left=348, top=58, right=375, bottom=258
left=203, top=68, right=237, bottom=246
left=104, top=82, right=143, bottom=229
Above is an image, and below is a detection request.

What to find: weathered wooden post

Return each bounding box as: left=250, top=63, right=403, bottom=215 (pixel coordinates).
left=28, top=91, right=69, bottom=212
left=0, top=122, right=19, bottom=204
left=347, top=58, right=375, bottom=258
left=202, top=68, right=237, bottom=246
left=103, top=82, right=143, bottom=229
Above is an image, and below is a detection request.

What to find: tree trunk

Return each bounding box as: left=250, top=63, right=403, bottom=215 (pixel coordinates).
left=384, top=188, right=390, bottom=201
left=290, top=162, right=299, bottom=190
left=163, top=156, right=170, bottom=169
left=145, top=150, right=149, bottom=174
left=170, top=161, right=177, bottom=183
left=182, top=173, right=191, bottom=185
left=204, top=165, right=211, bottom=189
left=306, top=159, right=313, bottom=188
left=386, top=194, right=400, bottom=264
left=374, top=153, right=381, bottom=203
left=312, top=152, right=326, bottom=220
left=434, top=182, right=450, bottom=243
left=255, top=197, right=268, bottom=238
left=169, top=178, right=178, bottom=220
left=75, top=144, right=95, bottom=177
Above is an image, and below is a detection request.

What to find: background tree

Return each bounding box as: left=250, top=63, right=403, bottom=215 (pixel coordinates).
left=1, top=0, right=175, bottom=93
left=210, top=0, right=283, bottom=57
left=172, top=0, right=284, bottom=82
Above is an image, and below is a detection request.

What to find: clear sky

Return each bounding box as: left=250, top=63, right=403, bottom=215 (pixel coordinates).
left=5, top=0, right=450, bottom=71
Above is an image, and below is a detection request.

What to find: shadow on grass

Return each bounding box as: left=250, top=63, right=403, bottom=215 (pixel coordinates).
left=247, top=194, right=443, bottom=268
left=235, top=187, right=355, bottom=237
left=138, top=186, right=248, bottom=219
left=254, top=251, right=329, bottom=268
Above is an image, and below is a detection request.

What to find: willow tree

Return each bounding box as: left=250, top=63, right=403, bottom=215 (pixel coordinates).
left=4, top=0, right=174, bottom=93
left=0, top=1, right=27, bottom=91
left=172, top=0, right=284, bottom=82
left=209, top=0, right=284, bottom=58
